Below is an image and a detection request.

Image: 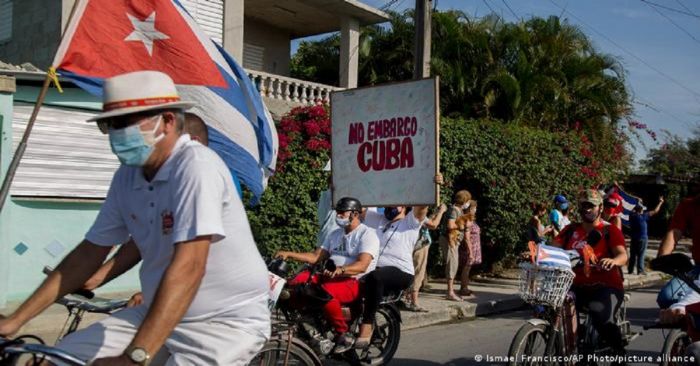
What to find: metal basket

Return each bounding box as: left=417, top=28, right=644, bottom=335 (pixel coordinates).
left=518, top=262, right=575, bottom=308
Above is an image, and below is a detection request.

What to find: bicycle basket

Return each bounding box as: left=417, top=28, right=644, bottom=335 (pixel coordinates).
left=518, top=262, right=574, bottom=308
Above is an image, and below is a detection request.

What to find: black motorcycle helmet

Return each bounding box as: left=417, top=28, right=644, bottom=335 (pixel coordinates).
left=334, top=197, right=362, bottom=212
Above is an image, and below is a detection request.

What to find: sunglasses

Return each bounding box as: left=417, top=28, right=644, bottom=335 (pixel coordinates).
left=96, top=113, right=162, bottom=135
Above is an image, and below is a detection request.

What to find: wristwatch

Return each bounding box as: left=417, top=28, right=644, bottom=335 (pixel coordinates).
left=125, top=346, right=150, bottom=365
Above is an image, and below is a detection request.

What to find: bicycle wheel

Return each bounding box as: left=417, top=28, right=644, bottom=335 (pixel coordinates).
left=661, top=329, right=692, bottom=366
left=508, top=322, right=558, bottom=366
left=249, top=338, right=321, bottom=366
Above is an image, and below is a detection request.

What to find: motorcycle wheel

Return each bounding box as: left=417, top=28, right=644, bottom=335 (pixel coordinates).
left=349, top=306, right=401, bottom=365
left=250, top=338, right=322, bottom=366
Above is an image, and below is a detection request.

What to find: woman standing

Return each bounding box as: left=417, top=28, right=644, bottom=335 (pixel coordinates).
left=439, top=190, right=472, bottom=301
left=527, top=202, right=553, bottom=244
left=458, top=200, right=481, bottom=297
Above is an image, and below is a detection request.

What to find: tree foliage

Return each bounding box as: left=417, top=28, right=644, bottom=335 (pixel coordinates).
left=641, top=127, right=700, bottom=178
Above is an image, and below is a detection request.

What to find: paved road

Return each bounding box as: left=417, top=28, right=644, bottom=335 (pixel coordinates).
left=393, top=285, right=678, bottom=365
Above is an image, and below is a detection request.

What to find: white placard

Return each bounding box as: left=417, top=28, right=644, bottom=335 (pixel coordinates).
left=331, top=78, right=439, bottom=206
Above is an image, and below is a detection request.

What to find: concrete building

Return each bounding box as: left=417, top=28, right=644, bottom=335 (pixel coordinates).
left=0, top=0, right=389, bottom=116
left=0, top=0, right=388, bottom=307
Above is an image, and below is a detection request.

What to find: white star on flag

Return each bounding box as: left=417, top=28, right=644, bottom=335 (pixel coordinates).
left=125, top=12, right=169, bottom=56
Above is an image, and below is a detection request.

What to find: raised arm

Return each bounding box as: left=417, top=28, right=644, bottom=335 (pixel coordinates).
left=648, top=197, right=665, bottom=217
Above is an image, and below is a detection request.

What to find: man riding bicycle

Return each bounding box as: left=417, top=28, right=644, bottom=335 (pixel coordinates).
left=0, top=71, right=271, bottom=365
left=553, top=189, right=628, bottom=357
left=276, top=197, right=380, bottom=353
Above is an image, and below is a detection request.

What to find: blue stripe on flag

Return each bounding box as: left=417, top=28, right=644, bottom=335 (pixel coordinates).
left=215, top=43, right=276, bottom=170
left=617, top=189, right=640, bottom=226
left=58, top=70, right=104, bottom=96
left=207, top=127, right=265, bottom=203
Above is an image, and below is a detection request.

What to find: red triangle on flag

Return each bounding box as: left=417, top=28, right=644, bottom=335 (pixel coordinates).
left=57, top=0, right=226, bottom=87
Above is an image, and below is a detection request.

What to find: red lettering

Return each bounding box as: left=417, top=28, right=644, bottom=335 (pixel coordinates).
left=348, top=122, right=365, bottom=144
left=410, top=117, right=418, bottom=136
left=385, top=138, right=401, bottom=170
left=367, top=121, right=374, bottom=141
left=400, top=137, right=414, bottom=168
left=357, top=142, right=372, bottom=172
left=372, top=141, right=386, bottom=171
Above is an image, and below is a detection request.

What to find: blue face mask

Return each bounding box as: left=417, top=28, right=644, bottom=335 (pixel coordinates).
left=108, top=116, right=163, bottom=166
left=384, top=207, right=401, bottom=221
left=560, top=203, right=569, bottom=211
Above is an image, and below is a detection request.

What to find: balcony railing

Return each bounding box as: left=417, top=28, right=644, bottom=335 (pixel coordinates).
left=246, top=69, right=343, bottom=105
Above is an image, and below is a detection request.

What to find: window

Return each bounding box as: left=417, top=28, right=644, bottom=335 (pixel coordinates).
left=243, top=43, right=264, bottom=71
left=0, top=0, right=12, bottom=43
left=178, top=0, right=223, bottom=44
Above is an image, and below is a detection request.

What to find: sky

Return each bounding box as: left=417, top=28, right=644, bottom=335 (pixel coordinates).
left=291, top=0, right=700, bottom=164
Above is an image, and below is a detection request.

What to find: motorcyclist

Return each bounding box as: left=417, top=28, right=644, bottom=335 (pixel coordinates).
left=276, top=197, right=379, bottom=353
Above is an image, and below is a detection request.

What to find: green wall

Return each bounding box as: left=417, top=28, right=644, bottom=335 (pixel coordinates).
left=0, top=84, right=139, bottom=307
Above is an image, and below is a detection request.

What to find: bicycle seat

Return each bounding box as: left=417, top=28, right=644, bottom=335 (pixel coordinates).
left=57, top=294, right=128, bottom=313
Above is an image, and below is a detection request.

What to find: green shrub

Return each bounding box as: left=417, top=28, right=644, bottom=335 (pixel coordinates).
left=438, top=118, right=622, bottom=270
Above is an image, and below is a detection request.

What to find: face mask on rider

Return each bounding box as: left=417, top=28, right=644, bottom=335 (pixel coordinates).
left=335, top=213, right=352, bottom=227
left=384, top=207, right=402, bottom=221
left=108, top=115, right=165, bottom=166
left=580, top=205, right=600, bottom=223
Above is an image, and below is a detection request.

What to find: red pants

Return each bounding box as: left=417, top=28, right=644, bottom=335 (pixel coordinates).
left=289, top=270, right=359, bottom=333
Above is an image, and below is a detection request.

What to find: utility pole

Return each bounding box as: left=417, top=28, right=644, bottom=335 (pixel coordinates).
left=413, top=0, right=432, bottom=79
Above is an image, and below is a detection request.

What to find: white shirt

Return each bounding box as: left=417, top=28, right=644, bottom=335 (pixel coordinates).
left=316, top=189, right=339, bottom=247
left=321, top=224, right=380, bottom=278
left=364, top=208, right=423, bottom=275
left=86, top=134, right=270, bottom=337
left=671, top=279, right=700, bottom=312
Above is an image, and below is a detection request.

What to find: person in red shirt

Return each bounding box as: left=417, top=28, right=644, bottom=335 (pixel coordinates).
left=553, top=189, right=628, bottom=355
left=656, top=176, right=700, bottom=309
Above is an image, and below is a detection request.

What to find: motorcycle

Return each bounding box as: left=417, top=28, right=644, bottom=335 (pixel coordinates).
left=259, top=258, right=403, bottom=366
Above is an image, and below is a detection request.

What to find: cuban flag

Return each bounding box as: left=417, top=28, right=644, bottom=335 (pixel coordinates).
left=528, top=241, right=572, bottom=270
left=612, top=188, right=640, bottom=226
left=51, top=0, right=278, bottom=204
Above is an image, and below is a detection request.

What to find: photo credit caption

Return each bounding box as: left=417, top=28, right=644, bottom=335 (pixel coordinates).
left=472, top=354, right=696, bottom=364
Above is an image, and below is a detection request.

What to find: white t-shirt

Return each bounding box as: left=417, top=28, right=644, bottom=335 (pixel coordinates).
left=316, top=189, right=339, bottom=247
left=364, top=208, right=423, bottom=275
left=86, top=134, right=270, bottom=337
left=321, top=224, right=380, bottom=278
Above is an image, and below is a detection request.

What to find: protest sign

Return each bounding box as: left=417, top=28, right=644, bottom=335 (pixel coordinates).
left=331, top=78, right=439, bottom=206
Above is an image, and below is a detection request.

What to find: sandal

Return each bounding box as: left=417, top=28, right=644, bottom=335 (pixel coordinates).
left=446, top=293, right=463, bottom=302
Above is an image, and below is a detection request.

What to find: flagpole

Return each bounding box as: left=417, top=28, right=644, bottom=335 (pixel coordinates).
left=0, top=0, right=82, bottom=213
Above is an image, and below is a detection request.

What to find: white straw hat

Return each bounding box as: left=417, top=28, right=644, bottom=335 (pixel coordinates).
left=88, top=71, right=195, bottom=121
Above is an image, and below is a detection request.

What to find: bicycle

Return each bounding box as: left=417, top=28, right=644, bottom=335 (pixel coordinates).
left=507, top=247, right=638, bottom=366
left=643, top=253, right=700, bottom=366
left=42, top=266, right=129, bottom=344
left=0, top=335, right=86, bottom=366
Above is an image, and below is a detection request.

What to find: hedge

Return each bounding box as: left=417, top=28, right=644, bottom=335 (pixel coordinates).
left=247, top=107, right=623, bottom=270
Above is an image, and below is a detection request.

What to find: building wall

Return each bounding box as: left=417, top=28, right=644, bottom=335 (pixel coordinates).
left=0, top=84, right=139, bottom=307
left=0, top=82, right=13, bottom=306
left=243, top=18, right=291, bottom=76
left=0, top=0, right=63, bottom=69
